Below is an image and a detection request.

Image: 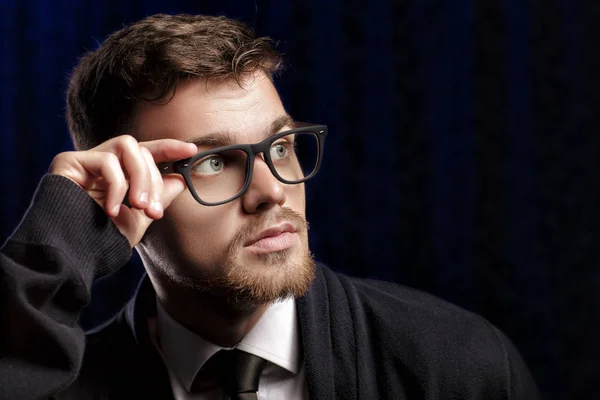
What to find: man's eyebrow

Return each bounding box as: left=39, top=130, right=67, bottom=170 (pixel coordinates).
left=268, top=114, right=296, bottom=137
left=186, top=130, right=236, bottom=148
left=186, top=114, right=296, bottom=148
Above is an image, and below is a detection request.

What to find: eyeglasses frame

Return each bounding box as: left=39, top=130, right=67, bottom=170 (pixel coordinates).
left=158, top=124, right=328, bottom=206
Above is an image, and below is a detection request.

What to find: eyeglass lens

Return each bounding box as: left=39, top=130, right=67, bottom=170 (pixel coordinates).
left=188, top=131, right=319, bottom=204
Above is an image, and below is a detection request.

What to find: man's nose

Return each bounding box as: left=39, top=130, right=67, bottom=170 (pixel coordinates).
left=241, top=156, right=286, bottom=213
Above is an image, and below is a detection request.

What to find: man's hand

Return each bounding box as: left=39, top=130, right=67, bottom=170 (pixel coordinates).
left=50, top=135, right=197, bottom=247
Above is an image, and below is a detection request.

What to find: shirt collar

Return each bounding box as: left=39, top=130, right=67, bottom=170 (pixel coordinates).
left=156, top=297, right=301, bottom=392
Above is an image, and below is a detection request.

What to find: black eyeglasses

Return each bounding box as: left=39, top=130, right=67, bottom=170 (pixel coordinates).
left=158, top=124, right=327, bottom=206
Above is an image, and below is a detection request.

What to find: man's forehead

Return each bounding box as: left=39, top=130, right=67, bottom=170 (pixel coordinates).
left=185, top=114, right=295, bottom=149
left=133, top=73, right=288, bottom=144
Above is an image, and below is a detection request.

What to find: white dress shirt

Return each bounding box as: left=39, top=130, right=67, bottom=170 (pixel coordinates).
left=149, top=297, right=309, bottom=400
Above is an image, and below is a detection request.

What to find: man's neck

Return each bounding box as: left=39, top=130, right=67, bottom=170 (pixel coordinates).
left=150, top=277, right=269, bottom=347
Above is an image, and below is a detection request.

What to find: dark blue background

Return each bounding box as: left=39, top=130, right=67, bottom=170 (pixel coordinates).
left=2, top=1, right=599, bottom=398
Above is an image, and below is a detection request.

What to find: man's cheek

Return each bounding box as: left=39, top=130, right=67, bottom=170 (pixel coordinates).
left=287, top=186, right=306, bottom=213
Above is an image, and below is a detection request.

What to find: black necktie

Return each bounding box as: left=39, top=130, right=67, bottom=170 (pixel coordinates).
left=191, top=349, right=267, bottom=400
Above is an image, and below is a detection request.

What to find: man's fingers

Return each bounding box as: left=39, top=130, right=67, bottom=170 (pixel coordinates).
left=95, top=134, right=196, bottom=167
left=53, top=135, right=197, bottom=224
left=110, top=205, right=149, bottom=247
left=162, top=174, right=187, bottom=209
left=53, top=151, right=128, bottom=217
left=113, top=136, right=150, bottom=209
left=94, top=135, right=195, bottom=212
left=141, top=147, right=164, bottom=219
left=100, top=154, right=129, bottom=217
left=140, top=139, right=198, bottom=162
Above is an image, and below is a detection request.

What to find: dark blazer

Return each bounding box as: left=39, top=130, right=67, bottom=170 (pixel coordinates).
left=0, top=176, right=540, bottom=399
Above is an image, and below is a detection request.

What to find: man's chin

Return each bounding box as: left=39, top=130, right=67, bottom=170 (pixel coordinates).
left=148, top=236, right=316, bottom=308
left=223, top=248, right=316, bottom=307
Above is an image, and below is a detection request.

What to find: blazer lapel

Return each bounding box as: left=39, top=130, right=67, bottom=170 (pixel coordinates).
left=297, top=265, right=358, bottom=400
left=114, top=275, right=174, bottom=399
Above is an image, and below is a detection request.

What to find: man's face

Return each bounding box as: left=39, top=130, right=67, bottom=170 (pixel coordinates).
left=134, top=72, right=315, bottom=306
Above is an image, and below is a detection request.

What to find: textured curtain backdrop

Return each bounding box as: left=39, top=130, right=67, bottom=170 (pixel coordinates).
left=1, top=0, right=598, bottom=398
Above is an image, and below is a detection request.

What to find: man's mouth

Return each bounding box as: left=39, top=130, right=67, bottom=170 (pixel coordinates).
left=244, top=222, right=298, bottom=254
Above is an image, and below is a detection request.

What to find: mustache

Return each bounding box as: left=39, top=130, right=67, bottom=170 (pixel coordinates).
left=226, top=207, right=308, bottom=254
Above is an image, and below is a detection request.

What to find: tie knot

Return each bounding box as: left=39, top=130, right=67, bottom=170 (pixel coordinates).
left=193, top=349, right=267, bottom=398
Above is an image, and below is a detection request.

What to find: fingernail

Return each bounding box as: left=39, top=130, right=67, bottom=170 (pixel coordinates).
left=151, top=201, right=162, bottom=212
left=111, top=205, right=121, bottom=216
left=140, top=192, right=148, bottom=204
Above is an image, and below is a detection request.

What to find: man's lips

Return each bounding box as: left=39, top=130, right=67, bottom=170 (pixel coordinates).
left=244, top=223, right=298, bottom=253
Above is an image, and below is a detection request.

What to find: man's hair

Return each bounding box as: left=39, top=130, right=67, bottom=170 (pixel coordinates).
left=66, top=14, right=283, bottom=150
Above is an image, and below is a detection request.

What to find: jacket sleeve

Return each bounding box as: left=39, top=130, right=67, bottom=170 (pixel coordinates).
left=0, top=175, right=131, bottom=400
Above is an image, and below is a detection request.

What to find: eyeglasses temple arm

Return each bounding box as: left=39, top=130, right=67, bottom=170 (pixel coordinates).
left=156, top=162, right=175, bottom=174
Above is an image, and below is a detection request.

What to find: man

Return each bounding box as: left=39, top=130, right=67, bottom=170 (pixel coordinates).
left=0, top=13, right=540, bottom=400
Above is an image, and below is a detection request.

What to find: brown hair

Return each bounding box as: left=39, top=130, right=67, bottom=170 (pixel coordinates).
left=66, top=14, right=283, bottom=150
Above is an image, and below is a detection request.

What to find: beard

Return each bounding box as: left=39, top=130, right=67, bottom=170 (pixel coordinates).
left=141, top=207, right=316, bottom=308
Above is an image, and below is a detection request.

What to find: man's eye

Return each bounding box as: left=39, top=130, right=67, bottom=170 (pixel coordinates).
left=270, top=143, right=290, bottom=160
left=192, top=156, right=225, bottom=175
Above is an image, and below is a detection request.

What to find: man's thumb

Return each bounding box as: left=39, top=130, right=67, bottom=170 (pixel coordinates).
left=162, top=175, right=188, bottom=209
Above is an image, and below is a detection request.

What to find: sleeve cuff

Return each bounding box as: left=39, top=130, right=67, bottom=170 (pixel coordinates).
left=9, top=174, right=132, bottom=280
